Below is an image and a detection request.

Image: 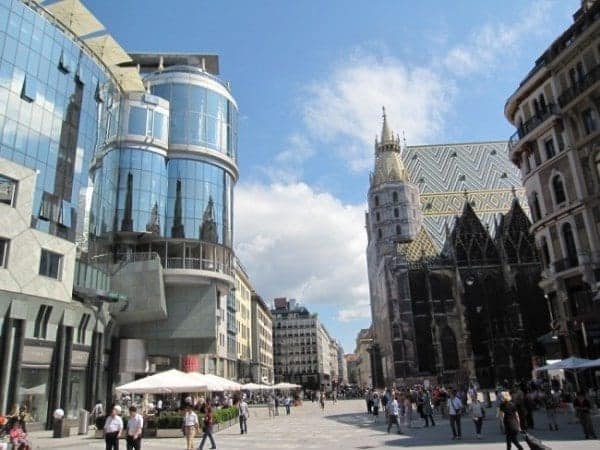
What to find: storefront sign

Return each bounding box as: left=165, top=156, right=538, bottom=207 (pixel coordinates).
left=22, top=346, right=53, bottom=365
left=182, top=355, right=200, bottom=372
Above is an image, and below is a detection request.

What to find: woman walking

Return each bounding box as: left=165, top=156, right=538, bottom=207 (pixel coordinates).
left=422, top=390, right=435, bottom=427
left=182, top=405, right=199, bottom=450
left=372, top=392, right=380, bottom=421
left=498, top=392, right=523, bottom=450
left=198, top=404, right=216, bottom=450
left=468, top=393, right=484, bottom=439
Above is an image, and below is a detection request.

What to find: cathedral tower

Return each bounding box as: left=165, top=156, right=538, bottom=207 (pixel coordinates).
left=367, top=108, right=422, bottom=256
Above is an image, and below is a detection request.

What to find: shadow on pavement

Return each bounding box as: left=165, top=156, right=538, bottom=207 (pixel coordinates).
left=324, top=411, right=596, bottom=447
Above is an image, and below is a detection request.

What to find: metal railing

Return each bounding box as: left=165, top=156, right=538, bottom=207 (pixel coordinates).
left=508, top=103, right=560, bottom=153
left=558, top=63, right=600, bottom=108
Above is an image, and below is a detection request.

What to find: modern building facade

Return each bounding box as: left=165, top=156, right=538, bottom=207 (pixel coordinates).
left=271, top=298, right=340, bottom=391
left=0, top=0, right=253, bottom=428
left=0, top=0, right=134, bottom=426
left=250, top=292, right=273, bottom=384
left=505, top=0, right=600, bottom=359
left=366, top=113, right=549, bottom=387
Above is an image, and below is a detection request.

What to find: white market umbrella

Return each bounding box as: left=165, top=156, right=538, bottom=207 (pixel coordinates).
left=535, top=356, right=591, bottom=371
left=579, top=358, right=600, bottom=369
left=242, top=383, right=265, bottom=391
left=115, top=369, right=208, bottom=394
left=273, top=382, right=301, bottom=390
left=187, top=373, right=242, bottom=392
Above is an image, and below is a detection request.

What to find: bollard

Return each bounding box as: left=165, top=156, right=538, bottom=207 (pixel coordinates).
left=52, top=408, right=66, bottom=438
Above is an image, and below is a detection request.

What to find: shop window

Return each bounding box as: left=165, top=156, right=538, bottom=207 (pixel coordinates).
left=0, top=175, right=17, bottom=206
left=39, top=249, right=62, bottom=280
left=0, top=238, right=8, bottom=268
left=552, top=175, right=566, bottom=205
left=33, top=305, right=52, bottom=339
left=77, top=314, right=90, bottom=345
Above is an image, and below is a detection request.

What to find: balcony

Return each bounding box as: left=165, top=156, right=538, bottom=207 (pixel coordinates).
left=508, top=103, right=560, bottom=155
left=558, top=64, right=600, bottom=108
left=553, top=256, right=579, bottom=273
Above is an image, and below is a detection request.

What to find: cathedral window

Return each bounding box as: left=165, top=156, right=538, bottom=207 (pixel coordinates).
left=392, top=192, right=398, bottom=203
left=394, top=208, right=399, bottom=218
left=594, top=151, right=600, bottom=185
left=376, top=212, right=380, bottom=222
left=374, top=196, right=379, bottom=207
left=552, top=175, right=566, bottom=205
left=377, top=229, right=382, bottom=239
left=396, top=225, right=401, bottom=235
left=539, top=237, right=551, bottom=268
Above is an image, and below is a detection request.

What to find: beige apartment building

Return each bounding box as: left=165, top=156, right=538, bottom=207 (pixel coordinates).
left=234, top=260, right=253, bottom=381
left=251, top=293, right=274, bottom=384
left=505, top=0, right=600, bottom=358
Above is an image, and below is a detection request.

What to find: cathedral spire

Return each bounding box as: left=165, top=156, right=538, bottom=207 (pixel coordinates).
left=381, top=106, right=393, bottom=142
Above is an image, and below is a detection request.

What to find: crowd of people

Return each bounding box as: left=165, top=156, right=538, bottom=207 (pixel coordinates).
left=361, top=378, right=599, bottom=448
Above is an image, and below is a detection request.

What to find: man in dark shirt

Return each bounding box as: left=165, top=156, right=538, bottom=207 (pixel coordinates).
left=573, top=391, right=598, bottom=439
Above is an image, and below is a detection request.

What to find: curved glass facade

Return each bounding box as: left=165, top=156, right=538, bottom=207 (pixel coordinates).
left=151, top=81, right=238, bottom=160
left=0, top=0, right=117, bottom=241
left=166, top=159, right=233, bottom=246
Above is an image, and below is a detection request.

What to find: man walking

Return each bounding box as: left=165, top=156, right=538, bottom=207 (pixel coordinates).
left=183, top=405, right=199, bottom=450
left=126, top=406, right=143, bottom=450
left=103, top=406, right=123, bottom=450
left=447, top=390, right=463, bottom=440
left=386, top=394, right=402, bottom=434
left=239, top=396, right=249, bottom=434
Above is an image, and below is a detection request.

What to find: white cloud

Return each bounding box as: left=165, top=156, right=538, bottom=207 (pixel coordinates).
left=234, top=182, right=369, bottom=322
left=261, top=134, right=315, bottom=183
left=302, top=56, right=453, bottom=170
left=443, top=1, right=554, bottom=76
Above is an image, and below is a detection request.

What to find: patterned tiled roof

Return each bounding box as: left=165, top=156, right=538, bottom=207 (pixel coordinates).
left=403, top=141, right=528, bottom=249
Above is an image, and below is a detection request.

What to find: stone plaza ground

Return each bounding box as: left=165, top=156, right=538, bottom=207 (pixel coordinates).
left=25, top=399, right=600, bottom=449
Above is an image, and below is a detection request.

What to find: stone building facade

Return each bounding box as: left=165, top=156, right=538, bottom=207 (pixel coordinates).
left=250, top=292, right=273, bottom=384
left=505, top=0, right=600, bottom=358
left=366, top=113, right=550, bottom=387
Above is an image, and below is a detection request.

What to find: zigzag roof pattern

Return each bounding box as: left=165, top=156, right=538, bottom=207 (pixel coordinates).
left=402, top=141, right=529, bottom=249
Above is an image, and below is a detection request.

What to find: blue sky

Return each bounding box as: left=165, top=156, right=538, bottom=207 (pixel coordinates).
left=86, top=0, right=579, bottom=352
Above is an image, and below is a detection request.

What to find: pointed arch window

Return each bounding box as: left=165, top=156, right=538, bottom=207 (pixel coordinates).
left=594, top=151, right=600, bottom=184
left=377, top=229, right=382, bottom=240
left=395, top=225, right=401, bottom=235
left=440, top=326, right=459, bottom=371
left=562, top=222, right=578, bottom=267
left=394, top=208, right=399, bottom=218
left=539, top=237, right=551, bottom=268
left=552, top=175, right=566, bottom=205
left=374, top=196, right=379, bottom=207
left=392, top=192, right=398, bottom=203
left=531, top=192, right=542, bottom=222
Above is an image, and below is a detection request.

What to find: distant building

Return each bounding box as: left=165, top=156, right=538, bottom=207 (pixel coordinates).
left=354, top=328, right=374, bottom=388
left=272, top=298, right=339, bottom=390
left=337, top=343, right=348, bottom=384
left=505, top=0, right=600, bottom=358
left=345, top=354, right=360, bottom=384
left=251, top=293, right=273, bottom=384
left=366, top=112, right=549, bottom=387
left=234, top=259, right=253, bottom=381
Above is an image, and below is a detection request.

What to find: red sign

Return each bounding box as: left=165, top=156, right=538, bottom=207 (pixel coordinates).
left=182, top=355, right=200, bottom=372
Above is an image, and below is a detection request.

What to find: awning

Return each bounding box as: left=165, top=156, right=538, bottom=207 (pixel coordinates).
left=535, top=356, right=592, bottom=371
left=115, top=369, right=208, bottom=394
left=273, top=382, right=302, bottom=390
left=186, top=373, right=242, bottom=392
left=45, top=0, right=104, bottom=36
left=84, top=34, right=132, bottom=66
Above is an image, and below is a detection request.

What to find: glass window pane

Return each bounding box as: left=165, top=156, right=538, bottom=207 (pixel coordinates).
left=152, top=111, right=166, bottom=140
left=128, top=106, right=146, bottom=135
left=0, top=174, right=17, bottom=206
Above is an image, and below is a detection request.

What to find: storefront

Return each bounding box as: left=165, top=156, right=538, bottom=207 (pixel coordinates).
left=19, top=345, right=53, bottom=423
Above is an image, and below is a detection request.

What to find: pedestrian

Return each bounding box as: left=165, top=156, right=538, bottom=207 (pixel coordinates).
left=573, top=390, right=598, bottom=439
left=155, top=399, right=163, bottom=416
left=372, top=392, right=380, bottom=420
left=386, top=394, right=402, bottom=434
left=8, top=420, right=30, bottom=450
left=320, top=391, right=326, bottom=410
left=447, top=389, right=463, bottom=440
left=468, top=393, right=484, bottom=439
left=103, top=407, right=123, bottom=450
left=544, top=389, right=559, bottom=431
left=125, top=406, right=143, bottom=450
left=182, top=405, right=199, bottom=450
left=274, top=395, right=280, bottom=416
left=524, top=390, right=535, bottom=430
left=267, top=395, right=275, bottom=417
left=92, top=399, right=105, bottom=426
left=284, top=396, right=291, bottom=415
left=198, top=404, right=216, bottom=450
left=365, top=390, right=373, bottom=414
left=403, top=395, right=412, bottom=428
left=239, top=396, right=249, bottom=434
left=422, top=390, right=435, bottom=427
left=498, top=391, right=523, bottom=450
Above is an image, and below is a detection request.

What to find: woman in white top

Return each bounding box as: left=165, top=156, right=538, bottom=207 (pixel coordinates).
left=468, top=394, right=484, bottom=439
left=182, top=405, right=199, bottom=450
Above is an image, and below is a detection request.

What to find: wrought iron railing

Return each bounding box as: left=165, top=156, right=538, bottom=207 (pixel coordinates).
left=508, top=103, right=560, bottom=153
left=558, top=63, right=600, bottom=108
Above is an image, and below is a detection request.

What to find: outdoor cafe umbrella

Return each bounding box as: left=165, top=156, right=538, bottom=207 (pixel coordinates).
left=272, top=382, right=301, bottom=390
left=242, top=382, right=265, bottom=391
left=579, top=358, right=600, bottom=369
left=535, top=356, right=591, bottom=371
left=186, top=373, right=242, bottom=391
left=115, top=369, right=208, bottom=394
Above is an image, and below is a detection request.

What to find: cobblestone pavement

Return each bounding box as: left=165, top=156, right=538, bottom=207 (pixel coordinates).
left=26, top=399, right=600, bottom=449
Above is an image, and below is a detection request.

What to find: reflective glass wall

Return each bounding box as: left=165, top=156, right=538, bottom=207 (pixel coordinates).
left=151, top=80, right=238, bottom=160
left=165, top=159, right=232, bottom=246
left=0, top=0, right=116, bottom=242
